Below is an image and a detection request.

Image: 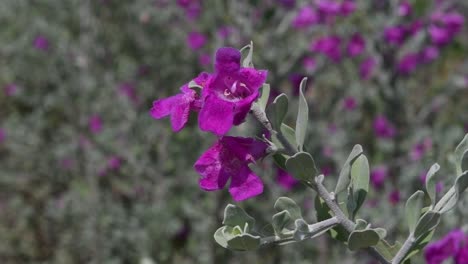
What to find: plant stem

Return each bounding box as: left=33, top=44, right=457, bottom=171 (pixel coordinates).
left=391, top=234, right=415, bottom=264
left=314, top=178, right=391, bottom=264
left=250, top=103, right=296, bottom=155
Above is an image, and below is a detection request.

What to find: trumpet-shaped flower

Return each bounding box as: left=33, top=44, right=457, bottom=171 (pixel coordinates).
left=194, top=136, right=267, bottom=201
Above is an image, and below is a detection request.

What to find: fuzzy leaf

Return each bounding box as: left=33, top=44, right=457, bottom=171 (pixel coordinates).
left=454, top=134, right=468, bottom=175
left=405, top=191, right=425, bottom=233
left=285, top=152, right=317, bottom=182
left=257, top=84, right=271, bottom=112
left=414, top=211, right=441, bottom=239
left=214, top=227, right=228, bottom=248
left=348, top=154, right=370, bottom=219
left=348, top=229, right=380, bottom=251
left=267, top=93, right=289, bottom=131
left=241, top=41, right=254, bottom=67
left=425, top=163, right=440, bottom=205
left=272, top=210, right=291, bottom=236
left=274, top=197, right=302, bottom=220
left=226, top=233, right=261, bottom=251
left=335, top=144, right=363, bottom=194
left=223, top=204, right=255, bottom=229
left=295, top=77, right=308, bottom=152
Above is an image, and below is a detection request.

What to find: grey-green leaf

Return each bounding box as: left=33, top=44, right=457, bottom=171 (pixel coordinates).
left=348, top=229, right=381, bottom=251
left=241, top=41, right=254, bottom=68
left=355, top=219, right=368, bottom=230
left=349, top=154, right=370, bottom=218
left=295, top=77, right=309, bottom=152
left=285, top=152, right=317, bottom=182
left=223, top=204, right=255, bottom=229
left=436, top=170, right=468, bottom=213
left=267, top=93, right=289, bottom=131
left=454, top=134, right=468, bottom=175
left=226, top=233, right=261, bottom=251
left=414, top=211, right=441, bottom=239
left=405, top=190, right=425, bottom=233
left=214, top=227, right=228, bottom=248
left=272, top=210, right=291, bottom=236
left=257, top=84, right=271, bottom=112
left=425, top=163, right=440, bottom=205
left=274, top=197, right=302, bottom=220
left=335, top=144, right=364, bottom=194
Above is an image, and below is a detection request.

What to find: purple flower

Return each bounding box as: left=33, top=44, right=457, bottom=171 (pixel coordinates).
left=384, top=26, right=407, bottom=45
left=410, top=138, right=432, bottom=161
left=186, top=31, right=207, bottom=51
left=340, top=1, right=356, bottom=16
left=289, top=73, right=307, bottom=96
left=397, top=53, right=420, bottom=75
left=0, top=128, right=5, bottom=143
left=397, top=1, right=412, bottom=17
left=302, top=56, right=317, bottom=71
left=276, top=168, right=299, bottom=190
left=425, top=229, right=465, bottom=264
left=198, top=47, right=267, bottom=135
left=107, top=156, right=122, bottom=170
left=311, top=35, right=342, bottom=62
left=373, top=115, right=396, bottom=138
left=421, top=46, right=440, bottom=63
left=429, top=25, right=452, bottom=46
left=89, top=115, right=103, bottom=134
left=33, top=35, right=50, bottom=50
left=194, top=136, right=267, bottom=201
left=3, top=83, right=18, bottom=96
left=343, top=96, right=357, bottom=110
left=276, top=0, right=296, bottom=9
left=118, top=82, right=139, bottom=104
left=217, top=26, right=233, bottom=39
left=177, top=0, right=202, bottom=20
left=316, top=0, right=341, bottom=16
left=347, top=33, right=365, bottom=57
left=388, top=190, right=400, bottom=205
left=370, top=165, right=388, bottom=189
left=321, top=165, right=333, bottom=176
left=322, top=146, right=333, bottom=157
left=360, top=57, right=377, bottom=80
left=150, top=72, right=208, bottom=132
left=292, top=6, right=319, bottom=28
left=198, top=53, right=211, bottom=67
left=456, top=243, right=468, bottom=264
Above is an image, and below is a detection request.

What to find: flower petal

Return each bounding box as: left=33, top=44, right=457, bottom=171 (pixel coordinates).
left=150, top=94, right=181, bottom=119
left=221, top=137, right=267, bottom=162
left=194, top=142, right=230, bottom=191
left=229, top=166, right=264, bottom=201
left=238, top=68, right=268, bottom=91
left=215, top=47, right=241, bottom=74
left=170, top=100, right=191, bottom=132
left=198, top=94, right=234, bottom=135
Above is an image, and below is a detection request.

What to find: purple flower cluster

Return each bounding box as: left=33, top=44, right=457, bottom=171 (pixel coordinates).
left=425, top=229, right=468, bottom=264
left=292, top=0, right=355, bottom=29
left=33, top=35, right=50, bottom=51
left=370, top=165, right=388, bottom=189
left=186, top=31, right=207, bottom=51
left=176, top=0, right=202, bottom=21
left=373, top=115, right=396, bottom=139
left=151, top=47, right=269, bottom=200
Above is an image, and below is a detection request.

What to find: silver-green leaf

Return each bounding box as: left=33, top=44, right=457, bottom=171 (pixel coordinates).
left=223, top=204, right=255, bottom=229
left=267, top=93, right=289, bottom=131
left=335, top=144, right=363, bottom=195
left=454, top=134, right=468, bottom=175
left=425, top=163, right=440, bottom=205
left=274, top=197, right=302, bottom=220
left=285, top=152, right=318, bottom=182
left=295, top=77, right=309, bottom=152
left=405, top=190, right=425, bottom=233
left=348, top=229, right=380, bottom=251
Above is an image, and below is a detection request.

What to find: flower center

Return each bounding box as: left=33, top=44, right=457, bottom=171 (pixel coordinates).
left=221, top=79, right=251, bottom=101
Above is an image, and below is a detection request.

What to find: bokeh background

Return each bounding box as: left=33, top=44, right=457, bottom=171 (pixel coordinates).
left=1, top=0, right=468, bottom=263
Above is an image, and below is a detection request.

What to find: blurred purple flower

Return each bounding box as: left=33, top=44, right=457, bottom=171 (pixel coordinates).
left=340, top=0, right=356, bottom=16
left=384, top=26, right=407, bottom=45
left=397, top=1, right=412, bottom=16
left=89, top=115, right=103, bottom=134
left=276, top=168, right=299, bottom=190
left=388, top=190, right=400, bottom=205
left=370, top=165, right=388, bottom=189
left=311, top=35, right=342, bottom=62
left=343, top=96, right=357, bottom=110
left=177, top=0, right=202, bottom=20
left=118, top=82, right=139, bottom=104
left=107, top=156, right=122, bottom=170
left=425, top=229, right=466, bottom=264
left=316, top=0, right=341, bottom=16
left=429, top=25, right=452, bottom=46
left=410, top=138, right=432, bottom=161
left=33, top=35, right=50, bottom=51
left=302, top=56, right=317, bottom=72
left=198, top=53, right=211, bottom=67
left=373, top=115, right=396, bottom=138
left=360, top=57, right=377, bottom=80
left=3, top=83, right=18, bottom=96
left=421, top=46, right=440, bottom=63
left=60, top=158, right=74, bottom=170
left=186, top=31, right=207, bottom=51
left=292, top=6, right=319, bottom=29
left=456, top=243, right=468, bottom=264
left=289, top=73, right=307, bottom=96
left=322, top=145, right=333, bottom=157
left=194, top=136, right=267, bottom=201
left=328, top=123, right=337, bottom=133
left=150, top=72, right=208, bottom=132
left=321, top=165, right=333, bottom=176
left=347, top=33, right=365, bottom=57
left=398, top=53, right=420, bottom=75
left=276, top=0, right=296, bottom=9
left=198, top=47, right=267, bottom=135
left=217, top=26, right=233, bottom=39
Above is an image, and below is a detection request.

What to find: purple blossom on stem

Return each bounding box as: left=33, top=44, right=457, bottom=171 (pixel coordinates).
left=292, top=6, right=319, bottom=29
left=186, top=31, right=207, bottom=51
left=421, top=46, right=440, bottom=63
left=198, top=47, right=267, bottom=135
left=397, top=53, right=420, bottom=75
left=118, top=82, right=139, bottom=104
left=384, top=26, right=407, bottom=46
left=276, top=168, right=299, bottom=190
left=373, top=115, right=396, bottom=139
left=340, top=0, right=356, bottom=16
left=194, top=136, right=267, bottom=201
left=150, top=72, right=208, bottom=132
left=370, top=165, right=388, bottom=189
left=311, top=35, right=342, bottom=62
left=359, top=57, right=377, bottom=80
left=388, top=190, right=400, bottom=205
left=397, top=1, right=412, bottom=17
left=89, top=115, right=103, bottom=134
left=302, top=56, right=317, bottom=71
left=424, top=229, right=466, bottom=264
left=347, top=33, right=365, bottom=57
left=316, top=0, right=341, bottom=17
left=33, top=35, right=50, bottom=51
